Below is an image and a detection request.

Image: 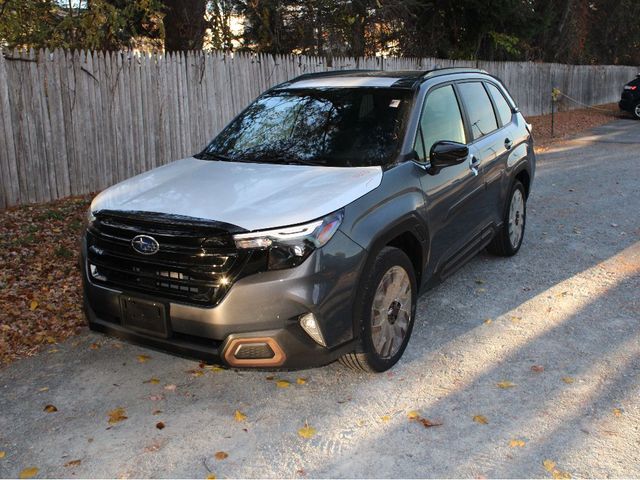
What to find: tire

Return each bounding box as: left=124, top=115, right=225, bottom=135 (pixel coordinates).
left=634, top=102, right=640, bottom=120
left=487, top=180, right=526, bottom=257
left=339, top=247, right=417, bottom=372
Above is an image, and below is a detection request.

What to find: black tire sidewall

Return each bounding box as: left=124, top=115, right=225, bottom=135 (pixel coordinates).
left=356, top=247, right=417, bottom=372
left=634, top=103, right=640, bottom=120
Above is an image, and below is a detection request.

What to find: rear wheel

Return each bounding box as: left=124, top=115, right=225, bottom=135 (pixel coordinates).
left=487, top=180, right=526, bottom=256
left=634, top=102, right=640, bottom=119
left=339, top=247, right=417, bottom=372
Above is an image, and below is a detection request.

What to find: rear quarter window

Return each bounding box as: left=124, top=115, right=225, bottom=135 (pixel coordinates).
left=485, top=83, right=513, bottom=127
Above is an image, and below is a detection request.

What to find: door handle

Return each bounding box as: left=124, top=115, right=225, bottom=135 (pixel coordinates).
left=469, top=156, right=480, bottom=176
left=504, top=138, right=513, bottom=150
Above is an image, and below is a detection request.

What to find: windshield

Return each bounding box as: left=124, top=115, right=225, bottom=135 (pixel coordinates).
left=200, top=88, right=413, bottom=167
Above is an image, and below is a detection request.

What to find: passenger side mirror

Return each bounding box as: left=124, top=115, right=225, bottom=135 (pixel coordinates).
left=428, top=141, right=469, bottom=175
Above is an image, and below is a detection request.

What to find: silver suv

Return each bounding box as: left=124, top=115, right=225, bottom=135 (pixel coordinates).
left=82, top=68, right=535, bottom=371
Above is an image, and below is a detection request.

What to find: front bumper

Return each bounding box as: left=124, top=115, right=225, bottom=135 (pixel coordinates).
left=82, top=230, right=366, bottom=368
left=619, top=96, right=638, bottom=112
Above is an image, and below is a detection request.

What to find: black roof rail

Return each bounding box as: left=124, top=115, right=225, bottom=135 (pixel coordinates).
left=271, top=66, right=491, bottom=90
left=290, top=69, right=380, bottom=82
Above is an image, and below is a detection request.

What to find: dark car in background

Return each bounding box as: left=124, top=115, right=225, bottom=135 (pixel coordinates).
left=619, top=74, right=640, bottom=119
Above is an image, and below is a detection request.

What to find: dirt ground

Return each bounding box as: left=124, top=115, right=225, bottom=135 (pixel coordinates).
left=528, top=102, right=624, bottom=147
left=0, top=118, right=638, bottom=478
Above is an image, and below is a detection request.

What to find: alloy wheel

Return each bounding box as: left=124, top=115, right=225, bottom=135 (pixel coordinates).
left=508, top=189, right=525, bottom=248
left=370, top=265, right=412, bottom=359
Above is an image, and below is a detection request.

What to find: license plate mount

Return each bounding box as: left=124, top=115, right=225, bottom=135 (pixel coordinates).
left=120, top=296, right=168, bottom=338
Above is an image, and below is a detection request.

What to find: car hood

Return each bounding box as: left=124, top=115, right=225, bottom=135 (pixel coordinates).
left=91, top=157, right=383, bottom=231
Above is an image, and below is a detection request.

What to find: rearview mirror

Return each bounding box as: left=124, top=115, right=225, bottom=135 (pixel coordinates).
left=429, top=141, right=469, bottom=175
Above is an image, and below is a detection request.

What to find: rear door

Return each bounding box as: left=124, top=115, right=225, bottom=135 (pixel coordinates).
left=455, top=81, right=506, bottom=229
left=483, top=81, right=519, bottom=224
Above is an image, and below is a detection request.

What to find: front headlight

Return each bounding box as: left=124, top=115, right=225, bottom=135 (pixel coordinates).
left=233, top=210, right=344, bottom=270
left=84, top=208, right=96, bottom=229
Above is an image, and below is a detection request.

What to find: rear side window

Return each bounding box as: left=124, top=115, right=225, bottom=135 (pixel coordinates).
left=486, top=82, right=513, bottom=127
left=457, top=82, right=498, bottom=140
left=415, top=85, right=466, bottom=160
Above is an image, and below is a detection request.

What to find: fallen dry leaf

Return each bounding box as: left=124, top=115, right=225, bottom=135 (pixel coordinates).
left=552, top=470, right=572, bottom=479
left=473, top=415, right=488, bottom=424
left=276, top=380, right=291, bottom=388
left=543, top=459, right=571, bottom=479
left=562, top=377, right=575, bottom=384
left=64, top=459, right=81, bottom=468
left=156, top=421, right=165, bottom=430
left=381, top=415, right=391, bottom=422
left=29, top=300, right=38, bottom=311
left=419, top=418, right=443, bottom=428
left=496, top=380, right=516, bottom=389
left=407, top=410, right=420, bottom=420
left=0, top=451, right=5, bottom=458
left=234, top=410, right=247, bottom=422
left=206, top=364, right=224, bottom=372
left=144, top=378, right=160, bottom=385
left=509, top=439, right=526, bottom=447
left=214, top=451, right=228, bottom=460
left=43, top=404, right=58, bottom=413
left=89, top=343, right=100, bottom=350
left=38, top=387, right=49, bottom=392
left=483, top=318, right=492, bottom=325
left=137, top=354, right=151, bottom=363
left=531, top=365, right=545, bottom=373
left=19, top=467, right=39, bottom=479
left=296, top=378, right=307, bottom=385
left=108, top=407, right=128, bottom=424
left=298, top=423, right=317, bottom=439
left=164, top=384, right=177, bottom=391
left=612, top=408, right=622, bottom=417
left=152, top=409, right=162, bottom=415
left=206, top=475, right=216, bottom=480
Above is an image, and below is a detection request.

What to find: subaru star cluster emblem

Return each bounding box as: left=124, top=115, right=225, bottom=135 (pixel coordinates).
left=131, top=234, right=160, bottom=255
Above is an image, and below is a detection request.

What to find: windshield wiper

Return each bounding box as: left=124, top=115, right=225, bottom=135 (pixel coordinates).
left=247, top=152, right=325, bottom=167
left=194, top=151, right=237, bottom=162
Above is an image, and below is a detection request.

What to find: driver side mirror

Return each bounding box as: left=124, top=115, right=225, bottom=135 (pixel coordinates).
left=428, top=141, right=469, bottom=175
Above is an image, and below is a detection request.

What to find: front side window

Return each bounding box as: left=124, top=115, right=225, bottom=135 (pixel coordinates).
left=415, top=85, right=466, bottom=160
left=201, top=88, right=412, bottom=168
left=485, top=82, right=513, bottom=127
left=457, top=82, right=498, bottom=140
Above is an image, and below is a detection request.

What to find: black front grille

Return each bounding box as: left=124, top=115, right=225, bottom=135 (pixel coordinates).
left=86, top=211, right=248, bottom=306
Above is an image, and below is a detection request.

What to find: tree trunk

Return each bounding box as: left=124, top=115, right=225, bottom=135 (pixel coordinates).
left=162, top=0, right=207, bottom=52
left=350, top=0, right=367, bottom=57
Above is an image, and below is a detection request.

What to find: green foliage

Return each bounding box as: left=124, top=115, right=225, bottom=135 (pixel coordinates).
left=1, top=0, right=639, bottom=64
left=0, top=0, right=163, bottom=50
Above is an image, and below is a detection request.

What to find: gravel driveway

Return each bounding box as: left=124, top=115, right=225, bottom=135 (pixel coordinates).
left=1, top=119, right=639, bottom=479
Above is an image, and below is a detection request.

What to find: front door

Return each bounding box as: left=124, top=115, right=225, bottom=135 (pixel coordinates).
left=414, top=84, right=486, bottom=272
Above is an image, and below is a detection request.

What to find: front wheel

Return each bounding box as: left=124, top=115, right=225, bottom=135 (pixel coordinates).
left=339, top=247, right=417, bottom=372
left=487, top=180, right=527, bottom=256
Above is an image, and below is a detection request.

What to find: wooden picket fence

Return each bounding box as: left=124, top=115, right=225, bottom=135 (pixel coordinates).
left=0, top=49, right=637, bottom=209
